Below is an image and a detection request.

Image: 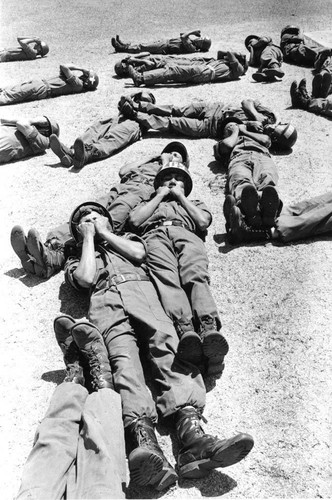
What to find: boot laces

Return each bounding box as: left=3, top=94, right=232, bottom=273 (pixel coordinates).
left=135, top=422, right=153, bottom=447
left=85, top=346, right=102, bottom=379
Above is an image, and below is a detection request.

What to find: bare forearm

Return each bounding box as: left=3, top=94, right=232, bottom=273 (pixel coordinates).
left=73, top=236, right=96, bottom=287
left=176, top=195, right=211, bottom=231
left=98, top=229, right=145, bottom=263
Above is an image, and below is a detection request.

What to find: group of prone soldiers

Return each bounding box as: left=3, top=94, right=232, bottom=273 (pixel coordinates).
left=6, top=25, right=332, bottom=499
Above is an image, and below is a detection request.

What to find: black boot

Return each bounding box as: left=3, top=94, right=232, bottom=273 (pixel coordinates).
left=126, top=417, right=178, bottom=490
left=10, top=225, right=35, bottom=275
left=229, top=206, right=271, bottom=245
left=199, top=316, right=229, bottom=374
left=298, top=78, right=311, bottom=100
left=175, top=406, right=254, bottom=478
left=290, top=80, right=309, bottom=109
left=176, top=321, right=203, bottom=365
left=26, top=228, right=65, bottom=278
left=71, top=322, right=114, bottom=391
left=223, top=194, right=236, bottom=233
left=54, top=315, right=85, bottom=385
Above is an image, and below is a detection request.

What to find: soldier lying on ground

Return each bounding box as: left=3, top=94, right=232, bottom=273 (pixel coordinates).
left=290, top=78, right=332, bottom=117
left=126, top=51, right=247, bottom=87
left=0, top=36, right=49, bottom=62
left=280, top=25, right=331, bottom=70
left=245, top=34, right=284, bottom=82
left=111, top=30, right=211, bottom=54
left=0, top=64, right=98, bottom=106
left=0, top=115, right=59, bottom=164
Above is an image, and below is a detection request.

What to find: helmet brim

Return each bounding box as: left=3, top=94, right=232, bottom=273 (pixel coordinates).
left=69, top=201, right=112, bottom=241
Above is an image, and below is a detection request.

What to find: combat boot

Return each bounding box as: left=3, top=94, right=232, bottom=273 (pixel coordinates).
left=26, top=229, right=65, bottom=278
left=126, top=417, right=178, bottom=491
left=54, top=314, right=85, bottom=385
left=71, top=321, right=114, bottom=391
left=111, top=36, right=130, bottom=52
left=259, top=185, right=280, bottom=228
left=264, top=64, right=285, bottom=80
left=290, top=81, right=309, bottom=109
left=223, top=194, right=236, bottom=233
left=128, top=65, right=145, bottom=87
left=72, top=138, right=92, bottom=169
left=176, top=321, right=203, bottom=365
left=49, top=134, right=74, bottom=167
left=312, top=73, right=323, bottom=98
left=252, top=70, right=267, bottom=82
left=118, top=95, right=138, bottom=119
left=175, top=406, right=254, bottom=478
left=298, top=78, right=311, bottom=100
left=229, top=206, right=271, bottom=245
left=10, top=225, right=35, bottom=274
left=199, top=316, right=229, bottom=373
left=240, top=184, right=262, bottom=228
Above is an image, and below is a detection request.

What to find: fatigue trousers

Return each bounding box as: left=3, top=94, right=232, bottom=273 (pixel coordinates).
left=0, top=80, right=48, bottom=105
left=228, top=151, right=279, bottom=201
left=308, top=95, right=332, bottom=117
left=74, top=118, right=141, bottom=164
left=120, top=40, right=172, bottom=54
left=17, top=383, right=126, bottom=499
left=88, top=279, right=206, bottom=425
left=142, top=63, right=229, bottom=86
left=283, top=43, right=318, bottom=65
left=276, top=192, right=332, bottom=242
left=143, top=226, right=220, bottom=331
left=260, top=45, right=283, bottom=69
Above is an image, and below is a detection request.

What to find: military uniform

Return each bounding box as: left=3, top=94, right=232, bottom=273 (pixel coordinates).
left=138, top=58, right=245, bottom=87
left=0, top=69, right=83, bottom=106
left=276, top=192, right=332, bottom=242
left=225, top=135, right=279, bottom=202
left=307, top=95, right=332, bottom=117
left=120, top=54, right=227, bottom=74
left=65, top=235, right=206, bottom=426
left=280, top=33, right=324, bottom=66
left=132, top=99, right=276, bottom=139
left=17, top=383, right=126, bottom=499
left=130, top=198, right=221, bottom=334
left=0, top=123, right=49, bottom=164
left=248, top=37, right=283, bottom=77
left=0, top=41, right=37, bottom=62
left=114, top=35, right=200, bottom=54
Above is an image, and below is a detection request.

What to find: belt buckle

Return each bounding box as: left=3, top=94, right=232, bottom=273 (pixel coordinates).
left=163, top=221, right=172, bottom=226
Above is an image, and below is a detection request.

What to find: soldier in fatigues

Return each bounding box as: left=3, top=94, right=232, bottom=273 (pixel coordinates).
left=17, top=315, right=127, bottom=499
left=0, top=64, right=98, bottom=106
left=10, top=141, right=187, bottom=278
left=127, top=51, right=247, bottom=87
left=280, top=25, right=331, bottom=69
left=111, top=30, right=211, bottom=54
left=0, top=36, right=49, bottom=62
left=129, top=161, right=228, bottom=375
left=0, top=115, right=59, bottom=164
left=64, top=200, right=254, bottom=488
left=118, top=95, right=277, bottom=139
left=245, top=34, right=284, bottom=82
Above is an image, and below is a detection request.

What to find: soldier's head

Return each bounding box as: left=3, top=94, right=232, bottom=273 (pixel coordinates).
left=36, top=41, right=49, bottom=57
left=154, top=162, right=192, bottom=196
left=114, top=61, right=129, bottom=77
left=193, top=37, right=212, bottom=52
left=131, top=91, right=156, bottom=105
left=82, top=71, right=99, bottom=90
left=161, top=141, right=190, bottom=168
left=281, top=25, right=301, bottom=38
left=70, top=202, right=113, bottom=242
left=264, top=122, right=298, bottom=150
left=245, top=35, right=260, bottom=51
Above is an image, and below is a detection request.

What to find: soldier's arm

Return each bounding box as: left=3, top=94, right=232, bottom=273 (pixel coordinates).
left=72, top=223, right=97, bottom=288
left=238, top=124, right=271, bottom=147
left=129, top=187, right=169, bottom=228
left=95, top=219, right=146, bottom=263
left=171, top=188, right=211, bottom=231
left=17, top=37, right=38, bottom=58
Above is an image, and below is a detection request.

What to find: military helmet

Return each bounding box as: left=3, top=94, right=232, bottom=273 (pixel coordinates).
left=114, top=61, right=129, bottom=77
left=161, top=141, right=190, bottom=168
left=43, top=116, right=60, bottom=137
left=39, top=41, right=49, bottom=56
left=245, top=35, right=260, bottom=50
left=85, top=71, right=99, bottom=90
left=281, top=25, right=301, bottom=38
left=131, top=91, right=156, bottom=105
left=195, top=37, right=212, bottom=52
left=268, top=122, right=298, bottom=149
left=154, top=163, right=193, bottom=196
left=69, top=202, right=112, bottom=242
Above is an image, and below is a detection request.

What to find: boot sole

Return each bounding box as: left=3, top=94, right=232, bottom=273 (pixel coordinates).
left=260, top=186, right=279, bottom=228
left=10, top=226, right=35, bottom=274
left=129, top=448, right=164, bottom=486
left=264, top=68, right=284, bottom=79
left=179, top=433, right=254, bottom=479
left=49, top=135, right=73, bottom=167
left=72, top=138, right=86, bottom=169
left=202, top=332, right=229, bottom=361
left=149, top=463, right=178, bottom=491
left=178, top=334, right=203, bottom=365
left=240, top=185, right=259, bottom=222
left=53, top=314, right=76, bottom=340
left=26, top=229, right=48, bottom=278
left=252, top=72, right=267, bottom=82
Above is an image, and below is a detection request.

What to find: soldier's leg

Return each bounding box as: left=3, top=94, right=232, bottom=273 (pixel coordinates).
left=276, top=192, right=332, bottom=242
left=0, top=80, right=48, bottom=105
left=17, top=383, right=88, bottom=499
left=68, top=389, right=127, bottom=499
left=138, top=100, right=208, bottom=118
left=89, top=120, right=141, bottom=161
left=308, top=95, right=332, bottom=117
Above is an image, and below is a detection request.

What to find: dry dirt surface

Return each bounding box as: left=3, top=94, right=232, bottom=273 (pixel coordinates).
left=1, top=0, right=332, bottom=498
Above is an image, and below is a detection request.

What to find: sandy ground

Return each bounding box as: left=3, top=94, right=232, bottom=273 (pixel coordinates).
left=1, top=0, right=332, bottom=498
